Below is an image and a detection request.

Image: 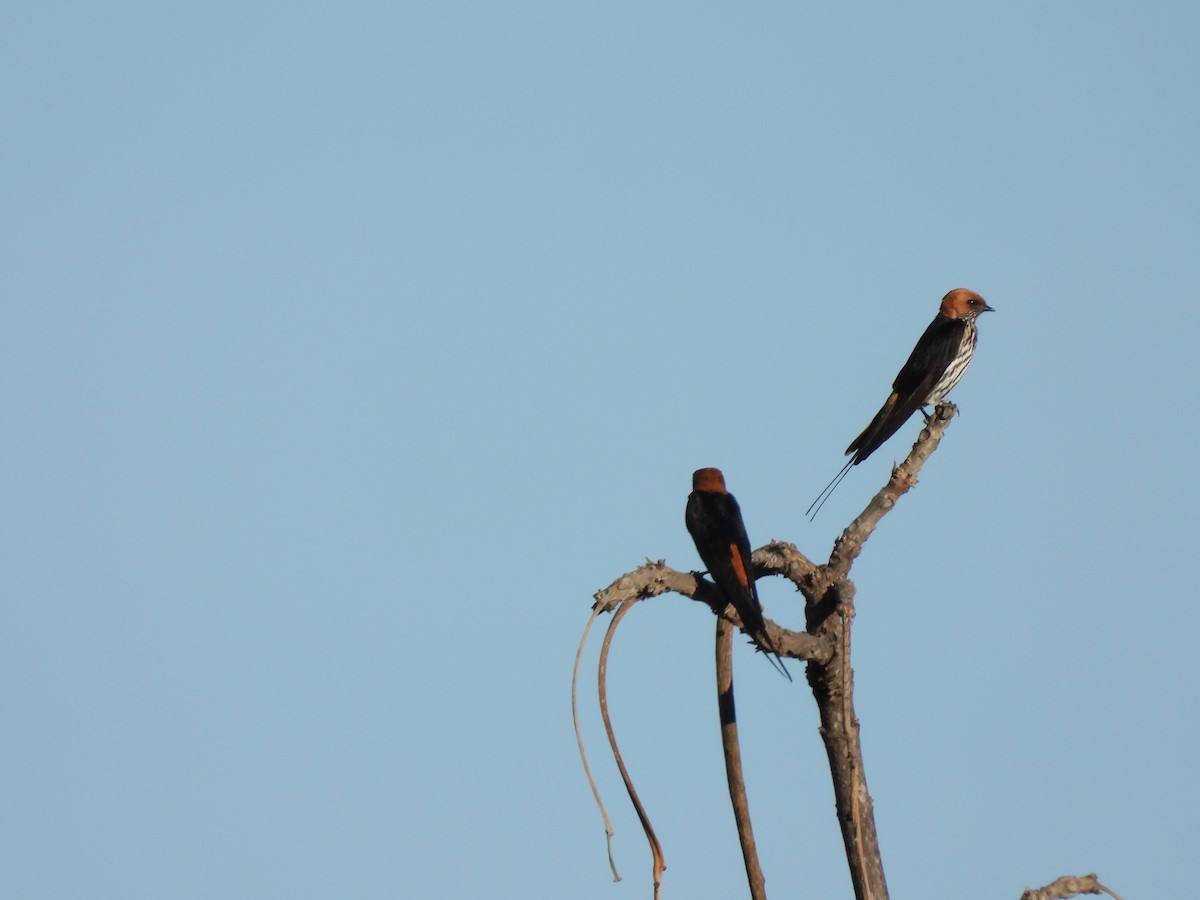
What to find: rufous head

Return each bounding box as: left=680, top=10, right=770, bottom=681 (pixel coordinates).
left=692, top=467, right=727, bottom=492
left=939, top=288, right=994, bottom=320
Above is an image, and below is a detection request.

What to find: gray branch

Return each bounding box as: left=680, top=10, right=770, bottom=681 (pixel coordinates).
left=586, top=403, right=1119, bottom=900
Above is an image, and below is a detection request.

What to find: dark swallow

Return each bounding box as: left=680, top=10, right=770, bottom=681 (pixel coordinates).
left=686, top=467, right=789, bottom=679
left=808, top=288, right=994, bottom=519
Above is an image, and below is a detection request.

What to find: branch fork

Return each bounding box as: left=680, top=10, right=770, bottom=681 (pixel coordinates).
left=578, top=403, right=1119, bottom=900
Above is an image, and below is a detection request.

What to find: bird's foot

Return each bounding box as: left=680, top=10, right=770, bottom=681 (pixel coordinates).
left=934, top=401, right=957, bottom=421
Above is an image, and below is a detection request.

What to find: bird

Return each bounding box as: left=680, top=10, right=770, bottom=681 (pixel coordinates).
left=685, top=467, right=790, bottom=679
left=807, top=288, right=994, bottom=519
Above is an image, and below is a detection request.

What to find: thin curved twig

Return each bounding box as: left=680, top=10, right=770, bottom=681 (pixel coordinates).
left=571, top=603, right=621, bottom=881
left=598, top=597, right=666, bottom=898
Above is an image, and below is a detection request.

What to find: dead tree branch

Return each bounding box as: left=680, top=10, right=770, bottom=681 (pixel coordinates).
left=716, top=616, right=768, bottom=900
left=582, top=406, right=957, bottom=899
left=782, top=403, right=960, bottom=900
left=1020, top=873, right=1124, bottom=900
left=597, top=598, right=665, bottom=897
left=582, top=402, right=1116, bottom=900
left=592, top=561, right=833, bottom=664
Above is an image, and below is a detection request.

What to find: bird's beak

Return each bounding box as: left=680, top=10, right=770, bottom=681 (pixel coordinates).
left=983, top=303, right=996, bottom=313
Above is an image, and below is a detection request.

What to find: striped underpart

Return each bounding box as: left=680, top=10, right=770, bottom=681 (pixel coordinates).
left=925, top=320, right=978, bottom=404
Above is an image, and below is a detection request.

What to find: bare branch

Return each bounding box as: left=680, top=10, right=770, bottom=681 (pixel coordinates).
left=753, top=540, right=819, bottom=585
left=1020, top=873, right=1124, bottom=900
left=715, top=616, right=768, bottom=900
left=593, top=559, right=833, bottom=664
left=593, top=560, right=698, bottom=613
left=597, top=598, right=666, bottom=897
left=786, top=404, right=959, bottom=900
left=824, top=402, right=957, bottom=584
left=803, top=581, right=890, bottom=900
left=579, top=401, right=1087, bottom=900
left=571, top=604, right=621, bottom=882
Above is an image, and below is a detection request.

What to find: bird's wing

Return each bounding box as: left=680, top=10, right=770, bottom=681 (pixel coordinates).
left=686, top=493, right=757, bottom=604
left=844, top=316, right=967, bottom=462
left=892, top=315, right=965, bottom=401
left=686, top=490, right=790, bottom=679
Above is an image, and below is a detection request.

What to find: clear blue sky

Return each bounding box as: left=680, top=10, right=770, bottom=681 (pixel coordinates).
left=3, top=3, right=1197, bottom=898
